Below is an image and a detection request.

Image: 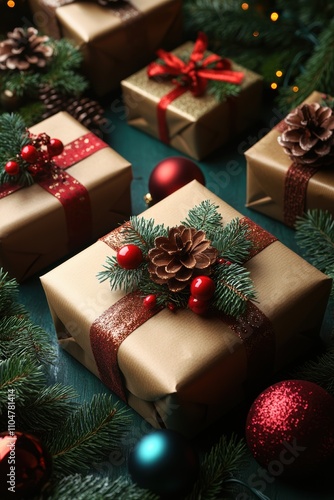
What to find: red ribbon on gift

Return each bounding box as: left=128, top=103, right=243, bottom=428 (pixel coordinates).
left=0, top=132, right=108, bottom=250
left=147, top=32, right=244, bottom=144
left=90, top=218, right=277, bottom=402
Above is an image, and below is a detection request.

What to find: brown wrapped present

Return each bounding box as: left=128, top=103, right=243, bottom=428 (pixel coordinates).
left=245, top=91, right=334, bottom=227
left=0, top=111, right=132, bottom=281
left=40, top=181, right=331, bottom=437
left=27, top=0, right=183, bottom=96
left=121, top=33, right=263, bottom=160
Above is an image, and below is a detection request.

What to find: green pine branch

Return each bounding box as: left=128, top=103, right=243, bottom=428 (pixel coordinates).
left=123, top=216, right=168, bottom=250
left=212, top=263, right=256, bottom=317
left=295, top=209, right=334, bottom=297
left=181, top=200, right=223, bottom=240
left=0, top=268, right=20, bottom=316
left=212, top=218, right=252, bottom=264
left=46, top=475, right=159, bottom=500
left=46, top=394, right=131, bottom=476
left=97, top=255, right=146, bottom=293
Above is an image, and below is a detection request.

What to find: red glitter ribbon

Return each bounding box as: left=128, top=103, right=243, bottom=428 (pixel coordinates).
left=0, top=132, right=108, bottom=250
left=90, top=216, right=277, bottom=402
left=147, top=32, right=244, bottom=144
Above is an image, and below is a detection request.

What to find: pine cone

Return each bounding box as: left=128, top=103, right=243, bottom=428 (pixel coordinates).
left=0, top=27, right=53, bottom=71
left=277, top=102, right=334, bottom=168
left=40, top=85, right=107, bottom=138
left=148, top=225, right=218, bottom=292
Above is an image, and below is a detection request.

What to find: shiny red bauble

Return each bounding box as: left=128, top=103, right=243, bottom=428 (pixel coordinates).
left=4, top=160, right=20, bottom=175
left=48, top=138, right=64, bottom=157
left=246, top=380, right=334, bottom=476
left=117, top=244, right=143, bottom=269
left=0, top=431, right=52, bottom=498
left=148, top=156, right=205, bottom=203
left=20, top=144, right=38, bottom=163
left=188, top=295, right=209, bottom=315
left=190, top=276, right=215, bottom=301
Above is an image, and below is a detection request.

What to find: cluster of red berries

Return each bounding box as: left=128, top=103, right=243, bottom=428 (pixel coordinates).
left=116, top=243, right=220, bottom=316
left=4, top=133, right=64, bottom=178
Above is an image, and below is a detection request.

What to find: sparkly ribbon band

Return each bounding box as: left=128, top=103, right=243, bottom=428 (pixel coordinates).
left=147, top=32, right=244, bottom=145
left=274, top=120, right=319, bottom=228
left=90, top=215, right=277, bottom=402
left=42, top=0, right=139, bottom=39
left=0, top=132, right=108, bottom=250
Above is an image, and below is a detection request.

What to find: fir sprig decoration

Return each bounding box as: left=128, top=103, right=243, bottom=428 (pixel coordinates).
left=295, top=209, right=334, bottom=298
left=98, top=201, right=256, bottom=317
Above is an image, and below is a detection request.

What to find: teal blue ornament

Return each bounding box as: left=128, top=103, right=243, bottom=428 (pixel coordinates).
left=128, top=429, right=199, bottom=496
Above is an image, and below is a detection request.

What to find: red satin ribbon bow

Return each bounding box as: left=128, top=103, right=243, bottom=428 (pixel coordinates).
left=147, top=32, right=244, bottom=143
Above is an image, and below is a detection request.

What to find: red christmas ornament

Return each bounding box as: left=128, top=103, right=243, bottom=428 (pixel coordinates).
left=117, top=244, right=143, bottom=269
left=246, top=380, right=334, bottom=476
left=48, top=138, right=64, bottom=157
left=190, top=276, right=215, bottom=301
left=143, top=294, right=157, bottom=310
left=4, top=160, right=20, bottom=175
left=188, top=295, right=209, bottom=315
left=218, top=258, right=231, bottom=265
left=20, top=144, right=38, bottom=163
left=148, top=157, right=205, bottom=203
left=0, top=431, right=52, bottom=498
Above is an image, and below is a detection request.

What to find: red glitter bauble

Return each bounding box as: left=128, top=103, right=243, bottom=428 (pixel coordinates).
left=117, top=244, right=143, bottom=269
left=246, top=380, right=334, bottom=476
left=148, top=157, right=205, bottom=203
left=0, top=431, right=52, bottom=497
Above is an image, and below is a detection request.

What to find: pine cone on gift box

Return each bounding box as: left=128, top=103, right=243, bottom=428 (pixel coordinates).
left=0, top=27, right=53, bottom=71
left=39, top=85, right=107, bottom=137
left=148, top=225, right=218, bottom=292
left=278, top=102, right=334, bottom=168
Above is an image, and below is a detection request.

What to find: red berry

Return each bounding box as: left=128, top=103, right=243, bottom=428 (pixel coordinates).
left=143, top=294, right=157, bottom=310
left=21, top=144, right=38, bottom=163
left=188, top=296, right=209, bottom=315
left=48, top=138, right=64, bottom=157
left=117, top=244, right=143, bottom=269
left=190, top=275, right=215, bottom=301
left=167, top=302, right=176, bottom=312
left=4, top=160, right=19, bottom=175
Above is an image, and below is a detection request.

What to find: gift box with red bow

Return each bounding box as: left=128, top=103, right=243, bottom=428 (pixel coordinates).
left=121, top=33, right=263, bottom=160
left=0, top=111, right=132, bottom=281
left=27, top=0, right=183, bottom=96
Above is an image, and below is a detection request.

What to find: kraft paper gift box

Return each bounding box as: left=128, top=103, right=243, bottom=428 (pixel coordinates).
left=0, top=111, right=132, bottom=281
left=40, top=181, right=331, bottom=437
left=121, top=37, right=263, bottom=160
left=245, top=91, right=334, bottom=227
left=28, top=0, right=183, bottom=96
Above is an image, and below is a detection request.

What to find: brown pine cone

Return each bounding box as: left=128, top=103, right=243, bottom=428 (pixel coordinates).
left=0, top=27, right=53, bottom=71
left=40, top=85, right=107, bottom=138
left=148, top=225, right=218, bottom=292
left=277, top=102, right=334, bottom=168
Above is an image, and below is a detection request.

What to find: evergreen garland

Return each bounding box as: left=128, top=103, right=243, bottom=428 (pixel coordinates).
left=98, top=202, right=256, bottom=317
left=183, top=0, right=334, bottom=112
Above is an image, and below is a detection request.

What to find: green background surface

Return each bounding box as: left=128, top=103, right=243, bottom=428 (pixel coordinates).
left=17, top=91, right=333, bottom=499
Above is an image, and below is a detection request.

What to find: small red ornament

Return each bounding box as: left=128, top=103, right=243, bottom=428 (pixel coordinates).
left=188, top=295, right=209, bottom=315
left=117, top=244, right=143, bottom=269
left=4, top=160, right=20, bottom=175
left=143, top=294, right=157, bottom=310
left=20, top=144, right=38, bottom=163
left=48, top=138, right=64, bottom=157
left=218, top=258, right=231, bottom=265
left=246, top=380, right=334, bottom=476
left=190, top=276, right=215, bottom=301
left=167, top=302, right=176, bottom=312
left=0, top=431, right=52, bottom=498
left=148, top=157, right=205, bottom=203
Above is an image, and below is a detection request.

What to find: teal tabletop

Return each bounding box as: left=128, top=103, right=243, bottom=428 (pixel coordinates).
left=17, top=91, right=334, bottom=499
